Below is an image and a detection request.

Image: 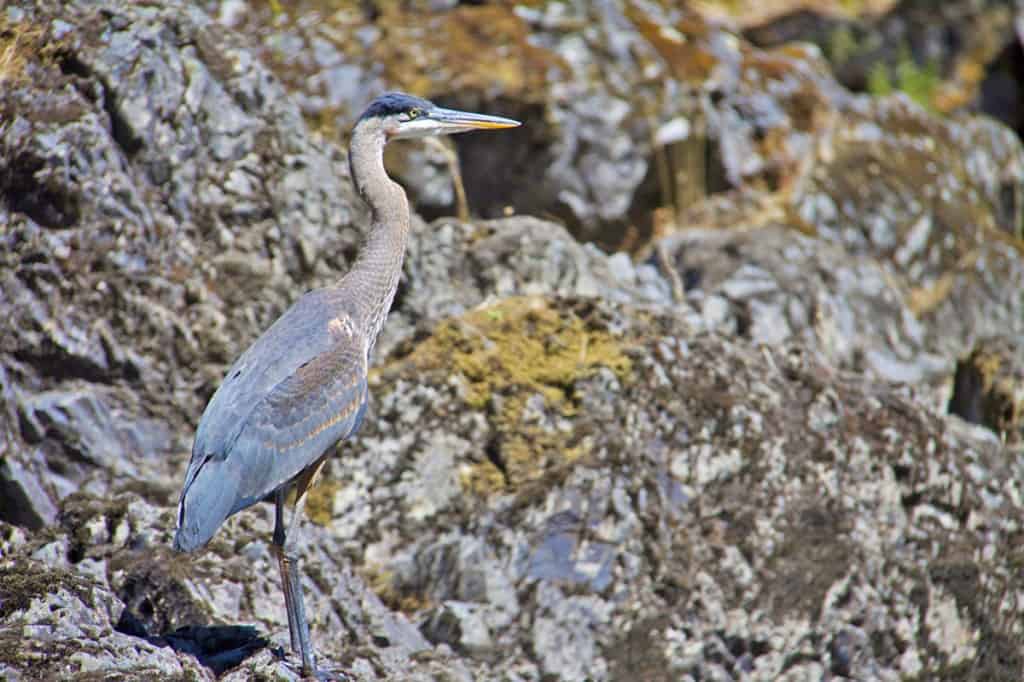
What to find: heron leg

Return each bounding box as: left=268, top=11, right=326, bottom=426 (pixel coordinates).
left=272, top=488, right=300, bottom=654
left=273, top=458, right=330, bottom=679
left=284, top=489, right=316, bottom=676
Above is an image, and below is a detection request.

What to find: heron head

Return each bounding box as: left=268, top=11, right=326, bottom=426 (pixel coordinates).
left=360, top=91, right=520, bottom=140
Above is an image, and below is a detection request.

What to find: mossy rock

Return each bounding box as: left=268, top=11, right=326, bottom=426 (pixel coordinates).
left=382, top=296, right=635, bottom=496
left=0, top=561, right=94, bottom=620
left=402, top=295, right=632, bottom=409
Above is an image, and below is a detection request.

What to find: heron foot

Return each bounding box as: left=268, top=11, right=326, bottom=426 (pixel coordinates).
left=280, top=657, right=349, bottom=681
left=308, top=667, right=349, bottom=681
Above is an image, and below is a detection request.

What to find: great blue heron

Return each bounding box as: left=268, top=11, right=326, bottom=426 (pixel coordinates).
left=173, top=92, right=520, bottom=678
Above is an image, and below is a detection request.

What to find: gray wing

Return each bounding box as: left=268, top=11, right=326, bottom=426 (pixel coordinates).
left=174, top=288, right=369, bottom=551
left=227, top=337, right=368, bottom=507
left=193, top=288, right=341, bottom=459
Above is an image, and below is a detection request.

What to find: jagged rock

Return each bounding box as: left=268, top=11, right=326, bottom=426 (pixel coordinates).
left=0, top=491, right=448, bottom=680
left=0, top=0, right=371, bottom=528
left=19, top=388, right=169, bottom=478
left=0, top=454, right=57, bottom=530
left=790, top=95, right=1024, bottom=284
left=379, top=214, right=674, bottom=356
left=643, top=92, right=1024, bottom=391
left=0, top=558, right=210, bottom=680
left=201, top=0, right=1024, bottom=258
left=317, top=295, right=1024, bottom=680
left=655, top=225, right=947, bottom=384
left=1, top=0, right=1023, bottom=680
left=420, top=601, right=493, bottom=654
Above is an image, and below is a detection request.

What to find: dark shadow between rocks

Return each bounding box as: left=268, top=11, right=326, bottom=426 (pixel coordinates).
left=625, top=129, right=731, bottom=253
left=447, top=101, right=559, bottom=223
left=980, top=38, right=1024, bottom=141
left=115, top=610, right=268, bottom=676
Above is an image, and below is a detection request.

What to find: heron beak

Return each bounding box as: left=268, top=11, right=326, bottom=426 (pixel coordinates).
left=429, top=107, right=521, bottom=132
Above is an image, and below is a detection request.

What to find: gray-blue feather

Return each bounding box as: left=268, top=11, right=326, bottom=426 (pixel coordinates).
left=174, top=288, right=368, bottom=551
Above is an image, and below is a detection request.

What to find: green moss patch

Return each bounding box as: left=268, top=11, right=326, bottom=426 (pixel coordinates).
left=387, top=296, right=634, bottom=496
left=414, top=296, right=632, bottom=408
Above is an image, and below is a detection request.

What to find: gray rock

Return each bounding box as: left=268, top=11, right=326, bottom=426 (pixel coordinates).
left=380, top=214, right=675, bottom=356
left=421, top=601, right=493, bottom=654
left=0, top=455, right=58, bottom=529
left=0, top=0, right=369, bottom=533
left=0, top=559, right=209, bottom=680
left=0, top=0, right=1022, bottom=680
left=657, top=226, right=954, bottom=384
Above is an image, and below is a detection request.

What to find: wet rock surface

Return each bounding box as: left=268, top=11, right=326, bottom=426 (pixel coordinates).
left=2, top=0, right=1024, bottom=680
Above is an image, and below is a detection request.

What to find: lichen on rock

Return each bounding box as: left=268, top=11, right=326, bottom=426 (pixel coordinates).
left=378, top=296, right=633, bottom=496
left=2, top=0, right=1024, bottom=680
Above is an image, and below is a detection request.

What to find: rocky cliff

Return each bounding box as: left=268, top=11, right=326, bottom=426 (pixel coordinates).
left=1, top=1, right=1022, bottom=680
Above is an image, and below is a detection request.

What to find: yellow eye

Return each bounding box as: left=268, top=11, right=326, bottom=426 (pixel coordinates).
left=408, top=107, right=423, bottom=119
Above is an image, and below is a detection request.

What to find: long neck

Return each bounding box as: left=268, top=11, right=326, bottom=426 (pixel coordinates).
left=346, top=122, right=410, bottom=348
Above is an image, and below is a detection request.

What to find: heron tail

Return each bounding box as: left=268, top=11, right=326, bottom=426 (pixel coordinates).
left=173, top=454, right=241, bottom=553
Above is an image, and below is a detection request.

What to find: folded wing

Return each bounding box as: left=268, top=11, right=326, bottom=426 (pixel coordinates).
left=174, top=289, right=368, bottom=551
